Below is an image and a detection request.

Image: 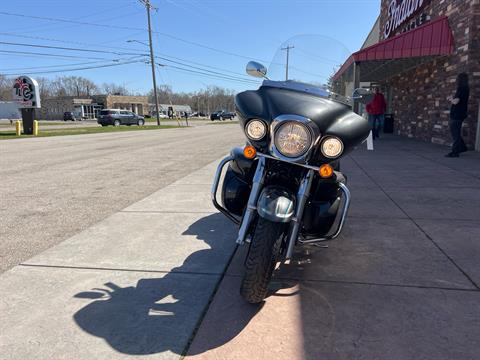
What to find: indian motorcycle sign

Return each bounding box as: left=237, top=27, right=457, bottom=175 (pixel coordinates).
left=12, top=76, right=41, bottom=108
left=384, top=0, right=430, bottom=38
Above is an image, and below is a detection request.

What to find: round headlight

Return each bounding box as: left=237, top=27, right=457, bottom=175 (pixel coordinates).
left=274, top=121, right=312, bottom=158
left=245, top=119, right=267, bottom=140
left=321, top=137, right=343, bottom=158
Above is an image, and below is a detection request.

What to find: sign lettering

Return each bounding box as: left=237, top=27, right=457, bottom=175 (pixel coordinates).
left=384, top=0, right=430, bottom=38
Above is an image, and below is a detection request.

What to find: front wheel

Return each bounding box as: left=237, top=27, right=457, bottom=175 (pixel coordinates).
left=113, top=119, right=121, bottom=127
left=137, top=119, right=145, bottom=126
left=240, top=218, right=286, bottom=303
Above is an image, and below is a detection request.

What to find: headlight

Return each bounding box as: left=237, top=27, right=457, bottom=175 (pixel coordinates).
left=274, top=121, right=312, bottom=157
left=321, top=137, right=343, bottom=158
left=245, top=119, right=267, bottom=140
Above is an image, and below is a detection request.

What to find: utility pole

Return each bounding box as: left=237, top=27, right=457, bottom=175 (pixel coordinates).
left=139, top=0, right=161, bottom=126
left=281, top=45, right=294, bottom=81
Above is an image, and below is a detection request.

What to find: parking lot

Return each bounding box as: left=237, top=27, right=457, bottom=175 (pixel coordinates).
left=1, top=130, right=479, bottom=359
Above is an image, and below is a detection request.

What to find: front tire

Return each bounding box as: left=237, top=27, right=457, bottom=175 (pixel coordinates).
left=240, top=218, right=285, bottom=303
left=137, top=119, right=145, bottom=126
left=113, top=119, right=121, bottom=127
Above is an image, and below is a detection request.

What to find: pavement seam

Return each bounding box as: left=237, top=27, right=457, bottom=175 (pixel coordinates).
left=180, top=245, right=239, bottom=359
left=348, top=154, right=480, bottom=291
left=266, top=275, right=479, bottom=292
left=18, top=263, right=226, bottom=277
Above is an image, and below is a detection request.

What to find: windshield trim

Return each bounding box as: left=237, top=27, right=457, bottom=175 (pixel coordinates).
left=261, top=80, right=352, bottom=106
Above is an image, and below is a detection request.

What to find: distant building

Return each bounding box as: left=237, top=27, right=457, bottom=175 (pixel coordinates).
left=0, top=101, right=21, bottom=120
left=149, top=104, right=192, bottom=117
left=36, top=95, right=149, bottom=120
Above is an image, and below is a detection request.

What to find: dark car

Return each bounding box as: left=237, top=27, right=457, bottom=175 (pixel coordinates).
left=63, top=112, right=78, bottom=121
left=210, top=110, right=235, bottom=121
left=97, top=109, right=145, bottom=127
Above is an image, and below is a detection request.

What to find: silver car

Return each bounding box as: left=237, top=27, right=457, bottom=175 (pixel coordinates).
left=97, top=109, right=145, bottom=127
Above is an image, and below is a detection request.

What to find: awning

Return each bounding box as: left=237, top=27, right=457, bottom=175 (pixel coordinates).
left=332, top=16, right=454, bottom=82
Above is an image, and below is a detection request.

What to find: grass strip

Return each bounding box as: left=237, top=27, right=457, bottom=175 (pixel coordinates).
left=0, top=125, right=181, bottom=140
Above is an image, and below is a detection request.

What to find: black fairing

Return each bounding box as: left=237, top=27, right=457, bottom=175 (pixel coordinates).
left=235, top=84, right=370, bottom=164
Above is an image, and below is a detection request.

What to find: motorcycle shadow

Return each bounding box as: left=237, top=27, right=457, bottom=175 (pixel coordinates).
left=72, top=213, right=259, bottom=356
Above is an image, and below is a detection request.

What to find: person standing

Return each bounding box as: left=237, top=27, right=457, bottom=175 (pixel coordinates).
left=366, top=87, right=387, bottom=139
left=446, top=73, right=470, bottom=157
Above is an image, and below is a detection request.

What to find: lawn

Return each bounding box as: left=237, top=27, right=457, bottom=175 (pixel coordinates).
left=0, top=125, right=180, bottom=140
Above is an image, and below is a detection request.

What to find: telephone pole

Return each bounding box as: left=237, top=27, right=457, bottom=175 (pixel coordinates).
left=281, top=45, right=294, bottom=81
left=139, top=0, right=161, bottom=125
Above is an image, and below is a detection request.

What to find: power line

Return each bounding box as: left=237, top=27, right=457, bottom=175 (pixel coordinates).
left=0, top=11, right=273, bottom=64
left=158, top=63, right=260, bottom=85
left=0, top=60, right=146, bottom=76
left=154, top=56, right=257, bottom=82
left=0, top=49, right=123, bottom=61
left=0, top=41, right=146, bottom=57
left=0, top=40, right=258, bottom=82
left=0, top=60, right=123, bottom=72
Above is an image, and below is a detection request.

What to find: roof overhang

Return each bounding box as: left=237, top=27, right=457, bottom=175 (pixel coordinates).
left=332, top=15, right=454, bottom=82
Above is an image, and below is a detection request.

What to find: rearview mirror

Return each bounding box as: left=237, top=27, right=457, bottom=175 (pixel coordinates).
left=246, top=61, right=268, bottom=78
left=352, top=88, right=374, bottom=104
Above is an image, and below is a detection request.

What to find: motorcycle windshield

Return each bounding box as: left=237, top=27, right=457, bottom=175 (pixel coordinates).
left=267, top=35, right=350, bottom=97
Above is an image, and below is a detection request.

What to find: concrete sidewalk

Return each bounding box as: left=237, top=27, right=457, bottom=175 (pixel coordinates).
left=187, top=136, right=480, bottom=360
left=0, top=161, right=237, bottom=359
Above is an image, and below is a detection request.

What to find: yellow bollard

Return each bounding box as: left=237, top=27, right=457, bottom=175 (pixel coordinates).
left=33, top=120, right=39, bottom=136
left=15, top=120, right=21, bottom=136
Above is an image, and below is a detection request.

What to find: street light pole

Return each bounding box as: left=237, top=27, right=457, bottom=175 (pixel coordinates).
left=139, top=0, right=161, bottom=126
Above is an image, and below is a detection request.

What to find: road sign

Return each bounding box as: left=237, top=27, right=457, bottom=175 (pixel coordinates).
left=12, top=76, right=41, bottom=109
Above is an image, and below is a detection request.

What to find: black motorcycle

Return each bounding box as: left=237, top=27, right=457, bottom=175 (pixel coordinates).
left=211, top=36, right=371, bottom=303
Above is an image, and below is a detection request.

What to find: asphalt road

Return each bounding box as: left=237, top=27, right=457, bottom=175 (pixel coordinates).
left=0, top=124, right=243, bottom=273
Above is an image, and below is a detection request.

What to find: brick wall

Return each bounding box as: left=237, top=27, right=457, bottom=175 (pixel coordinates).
left=380, top=0, right=479, bottom=147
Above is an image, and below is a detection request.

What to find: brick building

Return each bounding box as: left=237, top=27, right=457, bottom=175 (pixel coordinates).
left=333, top=0, right=480, bottom=150
left=36, top=94, right=149, bottom=120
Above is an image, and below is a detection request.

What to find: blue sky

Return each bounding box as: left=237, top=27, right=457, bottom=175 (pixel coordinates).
left=0, top=0, right=380, bottom=94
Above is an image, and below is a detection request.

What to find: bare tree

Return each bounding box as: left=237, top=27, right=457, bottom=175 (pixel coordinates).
left=0, top=74, right=11, bottom=100
left=99, top=82, right=131, bottom=96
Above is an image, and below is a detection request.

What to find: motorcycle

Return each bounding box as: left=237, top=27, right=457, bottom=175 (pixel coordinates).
left=211, top=35, right=371, bottom=303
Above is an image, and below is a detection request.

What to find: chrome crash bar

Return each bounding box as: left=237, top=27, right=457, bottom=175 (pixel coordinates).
left=210, top=155, right=240, bottom=225
left=211, top=153, right=351, bottom=255
left=211, top=155, right=266, bottom=244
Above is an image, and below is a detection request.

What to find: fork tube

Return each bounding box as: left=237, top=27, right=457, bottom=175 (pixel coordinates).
left=285, top=169, right=314, bottom=259
left=236, top=156, right=266, bottom=245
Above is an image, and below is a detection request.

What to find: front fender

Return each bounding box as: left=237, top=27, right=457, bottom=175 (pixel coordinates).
left=257, top=186, right=295, bottom=223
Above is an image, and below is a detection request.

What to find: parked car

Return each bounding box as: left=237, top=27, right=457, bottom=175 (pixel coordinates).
left=97, top=109, right=145, bottom=126
left=210, top=110, right=235, bottom=121
left=63, top=112, right=79, bottom=121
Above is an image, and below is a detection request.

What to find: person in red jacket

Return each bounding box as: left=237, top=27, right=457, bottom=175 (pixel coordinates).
left=366, top=87, right=387, bottom=139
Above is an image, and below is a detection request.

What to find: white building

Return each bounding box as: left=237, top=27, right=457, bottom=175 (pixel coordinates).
left=0, top=101, right=21, bottom=120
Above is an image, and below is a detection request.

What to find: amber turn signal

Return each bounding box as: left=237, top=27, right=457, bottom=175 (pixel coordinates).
left=319, top=164, right=334, bottom=178
left=243, top=145, right=257, bottom=159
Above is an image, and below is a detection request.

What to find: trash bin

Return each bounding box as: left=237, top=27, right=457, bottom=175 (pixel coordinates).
left=383, top=113, right=394, bottom=133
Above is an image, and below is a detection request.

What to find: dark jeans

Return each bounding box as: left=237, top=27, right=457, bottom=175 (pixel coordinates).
left=368, top=114, right=384, bottom=138
left=449, top=118, right=467, bottom=154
